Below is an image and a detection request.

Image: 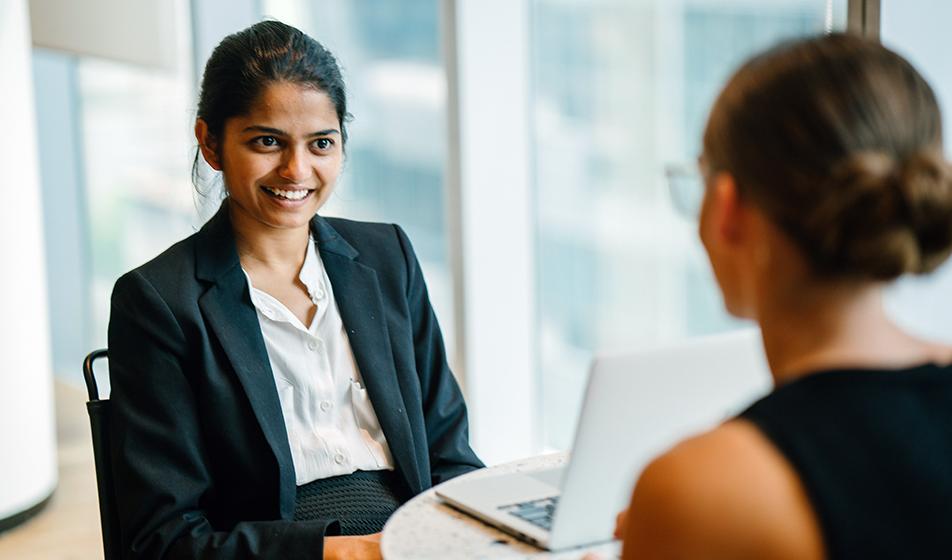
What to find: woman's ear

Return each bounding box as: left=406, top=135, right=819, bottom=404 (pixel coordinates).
left=699, top=171, right=762, bottom=319
left=701, top=172, right=744, bottom=250
left=194, top=119, right=222, bottom=171
left=713, top=173, right=744, bottom=244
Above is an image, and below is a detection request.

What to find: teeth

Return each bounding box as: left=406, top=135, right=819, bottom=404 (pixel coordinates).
left=264, top=187, right=311, bottom=200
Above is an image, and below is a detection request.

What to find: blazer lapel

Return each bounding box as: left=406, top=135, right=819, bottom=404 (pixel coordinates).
left=313, top=217, right=424, bottom=494
left=195, top=205, right=297, bottom=518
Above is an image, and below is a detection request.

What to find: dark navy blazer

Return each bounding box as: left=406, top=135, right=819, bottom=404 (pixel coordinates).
left=107, top=203, right=483, bottom=559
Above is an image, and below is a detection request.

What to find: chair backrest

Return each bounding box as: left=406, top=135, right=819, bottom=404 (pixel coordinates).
left=83, top=349, right=121, bottom=560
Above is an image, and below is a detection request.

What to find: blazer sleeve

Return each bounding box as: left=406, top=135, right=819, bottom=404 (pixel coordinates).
left=392, top=225, right=485, bottom=485
left=108, top=271, right=337, bottom=560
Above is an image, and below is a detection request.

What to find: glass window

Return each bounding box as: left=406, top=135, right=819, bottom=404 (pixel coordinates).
left=73, top=32, right=197, bottom=378
left=880, top=0, right=952, bottom=344
left=30, top=1, right=194, bottom=385
left=531, top=0, right=848, bottom=450
left=78, top=56, right=197, bottom=356
left=261, top=0, right=456, bottom=356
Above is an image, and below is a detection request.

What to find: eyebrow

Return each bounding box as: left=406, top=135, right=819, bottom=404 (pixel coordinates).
left=241, top=125, right=340, bottom=137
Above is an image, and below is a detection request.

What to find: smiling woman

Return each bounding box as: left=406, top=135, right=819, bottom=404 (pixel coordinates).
left=196, top=82, right=344, bottom=233
left=106, top=20, right=482, bottom=560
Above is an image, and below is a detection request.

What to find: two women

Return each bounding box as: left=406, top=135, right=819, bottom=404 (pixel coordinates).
left=111, top=18, right=952, bottom=560
left=108, top=21, right=481, bottom=560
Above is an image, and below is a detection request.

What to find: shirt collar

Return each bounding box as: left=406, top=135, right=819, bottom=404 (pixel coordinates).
left=299, top=235, right=325, bottom=305
left=242, top=235, right=327, bottom=323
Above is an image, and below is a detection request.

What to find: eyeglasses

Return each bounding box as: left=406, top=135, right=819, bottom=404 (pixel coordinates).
left=665, top=159, right=704, bottom=219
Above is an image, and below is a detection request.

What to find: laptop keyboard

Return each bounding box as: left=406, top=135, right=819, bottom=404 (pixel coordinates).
left=499, top=496, right=559, bottom=531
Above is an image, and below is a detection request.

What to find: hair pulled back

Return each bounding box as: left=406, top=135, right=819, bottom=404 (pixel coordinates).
left=704, top=33, right=952, bottom=280
left=193, top=20, right=349, bottom=188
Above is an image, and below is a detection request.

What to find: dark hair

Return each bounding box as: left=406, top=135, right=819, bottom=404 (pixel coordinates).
left=192, top=20, right=349, bottom=190
left=703, top=33, right=952, bottom=280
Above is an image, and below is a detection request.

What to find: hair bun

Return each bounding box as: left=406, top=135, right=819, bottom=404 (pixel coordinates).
left=898, top=149, right=952, bottom=272
left=703, top=35, right=952, bottom=281
left=804, top=149, right=952, bottom=280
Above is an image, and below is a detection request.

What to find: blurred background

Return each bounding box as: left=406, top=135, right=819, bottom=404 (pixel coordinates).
left=3, top=0, right=951, bottom=556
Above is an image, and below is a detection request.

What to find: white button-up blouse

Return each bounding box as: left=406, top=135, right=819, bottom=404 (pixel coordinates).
left=243, top=237, right=395, bottom=485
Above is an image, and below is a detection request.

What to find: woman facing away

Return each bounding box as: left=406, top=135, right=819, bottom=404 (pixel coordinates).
left=618, top=34, right=952, bottom=559
left=107, top=20, right=482, bottom=560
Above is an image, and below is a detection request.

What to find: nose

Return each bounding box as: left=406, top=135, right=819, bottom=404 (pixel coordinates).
left=277, top=146, right=311, bottom=183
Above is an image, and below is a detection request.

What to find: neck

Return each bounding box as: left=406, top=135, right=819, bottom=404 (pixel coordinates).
left=229, top=205, right=310, bottom=273
left=757, top=280, right=934, bottom=385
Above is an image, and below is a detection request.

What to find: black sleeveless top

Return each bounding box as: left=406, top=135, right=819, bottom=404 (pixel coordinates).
left=739, top=363, right=952, bottom=559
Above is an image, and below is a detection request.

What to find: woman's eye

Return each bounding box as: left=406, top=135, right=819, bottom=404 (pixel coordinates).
left=253, top=136, right=279, bottom=147
left=314, top=138, right=334, bottom=150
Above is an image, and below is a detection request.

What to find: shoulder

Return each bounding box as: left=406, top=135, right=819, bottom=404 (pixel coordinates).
left=111, top=232, right=201, bottom=306
left=621, top=420, right=824, bottom=560
left=323, top=217, right=405, bottom=249
left=322, top=216, right=418, bottom=271
left=925, top=343, right=952, bottom=366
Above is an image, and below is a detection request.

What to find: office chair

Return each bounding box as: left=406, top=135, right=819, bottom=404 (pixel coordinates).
left=83, top=349, right=121, bottom=560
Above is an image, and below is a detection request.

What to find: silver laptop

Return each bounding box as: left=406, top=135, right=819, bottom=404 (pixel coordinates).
left=436, top=329, right=771, bottom=550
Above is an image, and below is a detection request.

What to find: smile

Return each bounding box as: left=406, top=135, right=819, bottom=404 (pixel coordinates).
left=261, top=186, right=314, bottom=201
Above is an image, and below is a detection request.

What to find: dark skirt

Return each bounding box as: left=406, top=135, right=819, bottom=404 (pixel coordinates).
left=293, top=469, right=409, bottom=535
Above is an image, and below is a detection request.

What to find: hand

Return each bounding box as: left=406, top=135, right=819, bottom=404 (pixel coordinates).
left=613, top=508, right=628, bottom=540
left=324, top=533, right=382, bottom=560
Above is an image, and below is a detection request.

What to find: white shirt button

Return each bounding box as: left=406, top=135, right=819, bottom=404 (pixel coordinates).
left=243, top=242, right=395, bottom=483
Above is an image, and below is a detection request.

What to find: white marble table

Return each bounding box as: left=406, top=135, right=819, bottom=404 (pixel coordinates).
left=381, top=453, right=621, bottom=560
